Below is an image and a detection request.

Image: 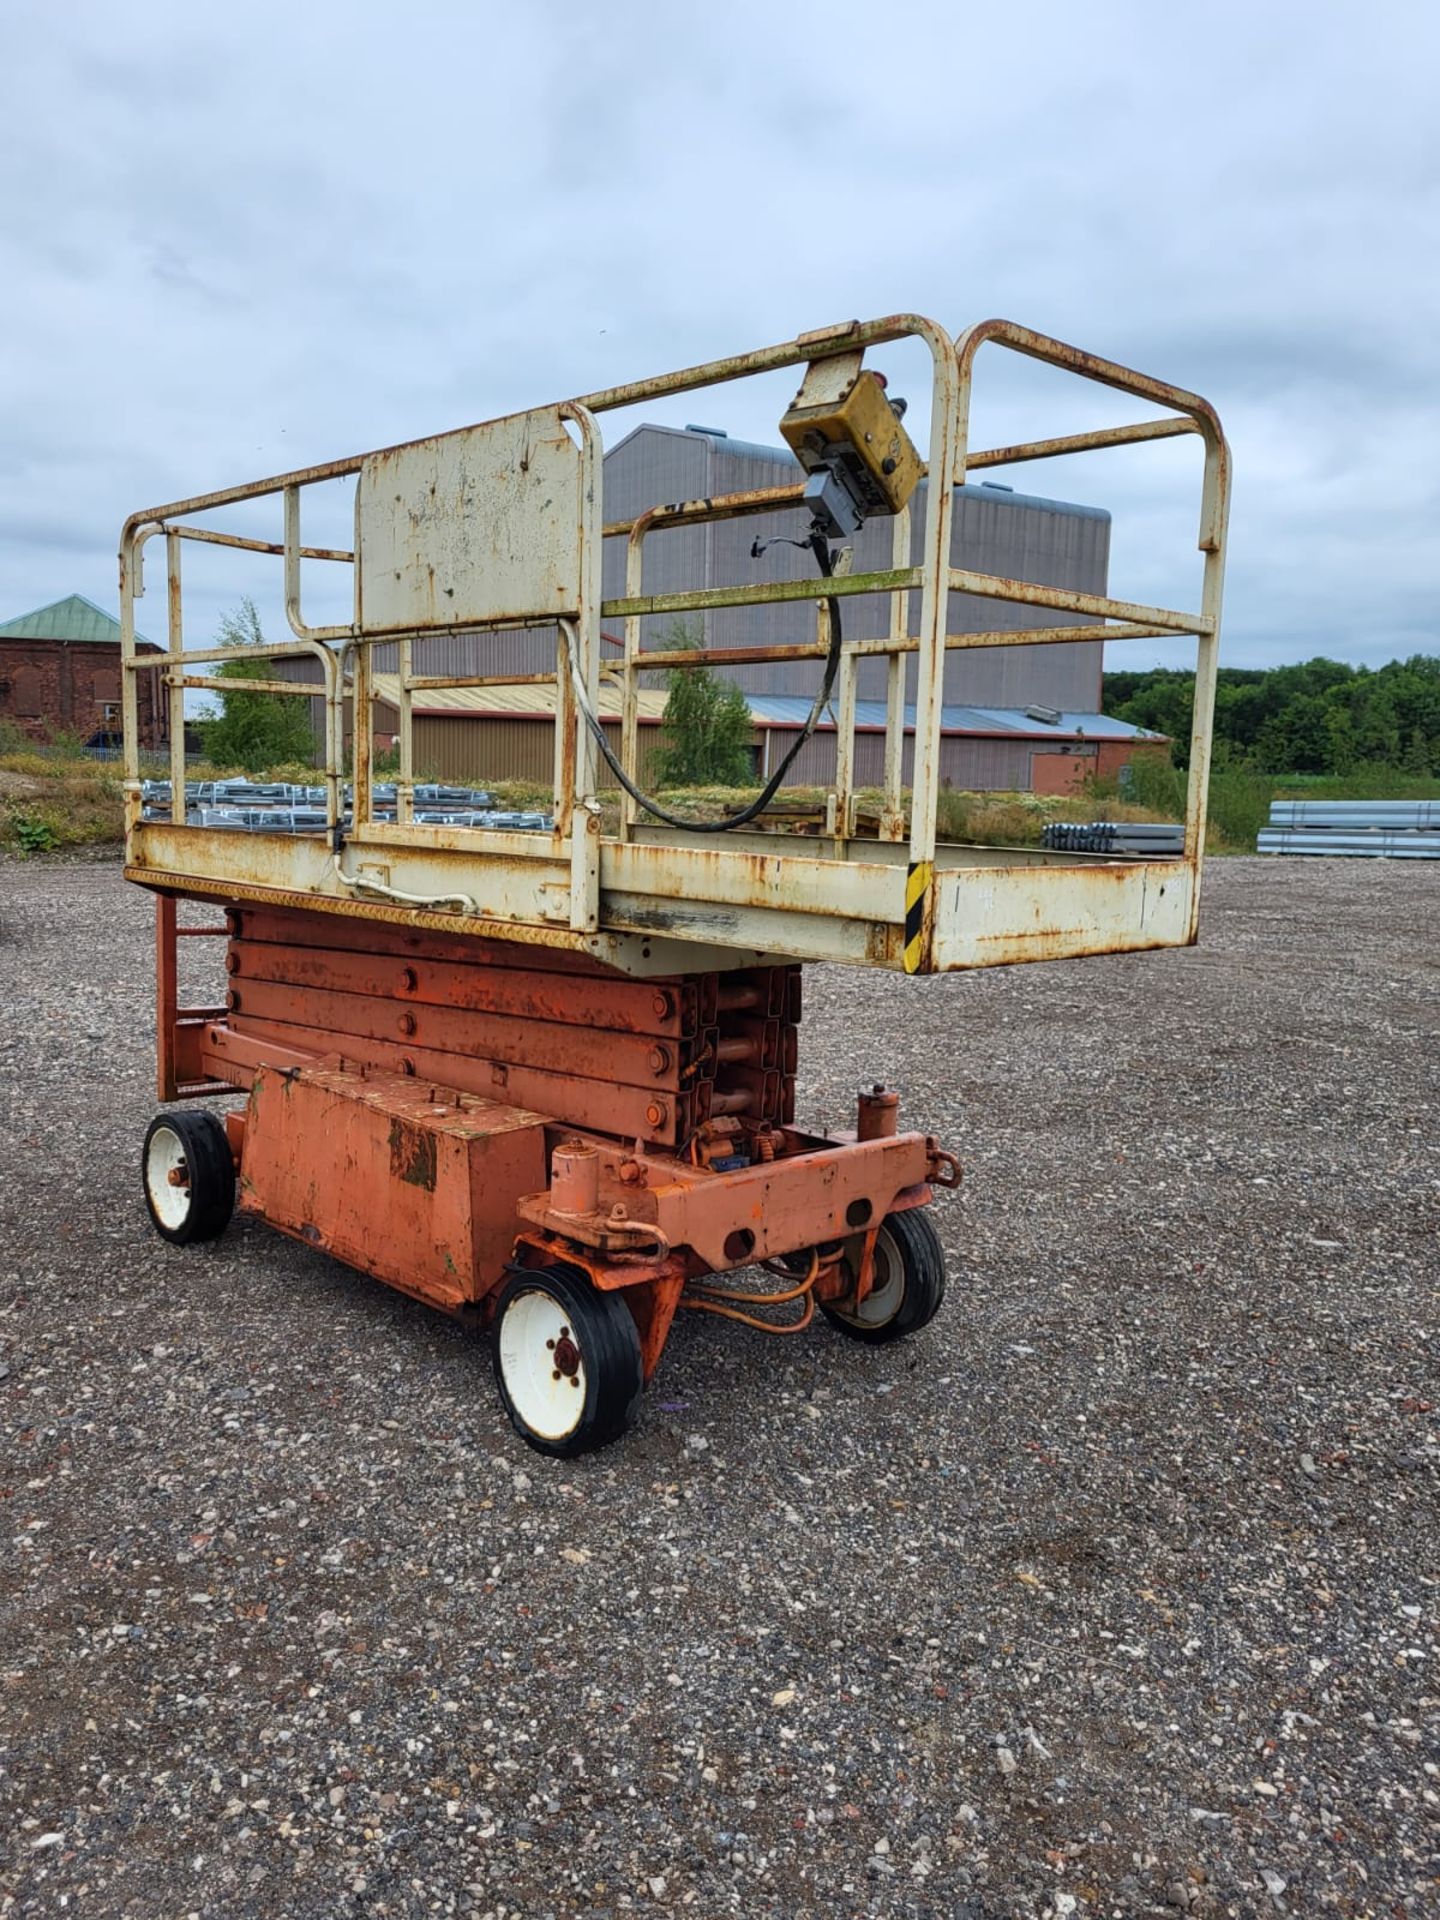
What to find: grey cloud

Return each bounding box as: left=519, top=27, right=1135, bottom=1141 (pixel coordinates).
left=0, top=0, right=1436, bottom=672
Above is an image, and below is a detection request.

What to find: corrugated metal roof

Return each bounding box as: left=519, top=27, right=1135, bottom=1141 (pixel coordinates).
left=0, top=593, right=154, bottom=646
left=372, top=673, right=669, bottom=721
left=958, top=704, right=1163, bottom=740
left=373, top=670, right=1160, bottom=743
left=743, top=694, right=1163, bottom=742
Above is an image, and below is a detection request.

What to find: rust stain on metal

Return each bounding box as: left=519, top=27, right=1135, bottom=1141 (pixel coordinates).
left=121, top=309, right=1226, bottom=986
left=388, top=1118, right=438, bottom=1191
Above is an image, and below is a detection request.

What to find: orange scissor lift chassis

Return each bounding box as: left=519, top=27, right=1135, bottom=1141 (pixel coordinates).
left=154, top=893, right=959, bottom=1435
left=128, top=313, right=1229, bottom=1451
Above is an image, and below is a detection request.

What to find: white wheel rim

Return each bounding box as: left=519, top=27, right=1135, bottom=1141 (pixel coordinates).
left=835, top=1228, right=905, bottom=1328
left=499, top=1289, right=587, bottom=1441
left=145, top=1125, right=193, bottom=1231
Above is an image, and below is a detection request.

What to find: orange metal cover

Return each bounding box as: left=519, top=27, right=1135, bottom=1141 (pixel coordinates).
left=238, top=1064, right=549, bottom=1313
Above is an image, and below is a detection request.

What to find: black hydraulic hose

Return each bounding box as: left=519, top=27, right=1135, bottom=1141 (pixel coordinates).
left=567, top=528, right=843, bottom=834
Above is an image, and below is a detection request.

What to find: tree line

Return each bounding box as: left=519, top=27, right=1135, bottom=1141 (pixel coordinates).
left=1104, top=655, right=1440, bottom=774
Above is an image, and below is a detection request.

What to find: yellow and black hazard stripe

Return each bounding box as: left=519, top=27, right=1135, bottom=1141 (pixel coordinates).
left=902, top=860, right=932, bottom=974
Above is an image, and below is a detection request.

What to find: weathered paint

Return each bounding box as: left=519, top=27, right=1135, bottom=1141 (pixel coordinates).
left=119, top=309, right=1228, bottom=980
left=238, top=1063, right=549, bottom=1313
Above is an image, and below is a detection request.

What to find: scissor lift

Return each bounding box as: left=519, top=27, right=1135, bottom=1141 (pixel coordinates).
left=121, top=314, right=1228, bottom=1453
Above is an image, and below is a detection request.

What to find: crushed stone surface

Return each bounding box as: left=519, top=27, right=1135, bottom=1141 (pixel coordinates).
left=0, top=854, right=1436, bottom=1917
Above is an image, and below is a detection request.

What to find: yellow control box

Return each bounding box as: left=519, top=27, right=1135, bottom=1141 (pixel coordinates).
left=779, top=367, right=923, bottom=517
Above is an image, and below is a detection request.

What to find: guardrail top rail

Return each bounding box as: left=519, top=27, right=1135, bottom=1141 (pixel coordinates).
left=120, top=312, right=1229, bottom=979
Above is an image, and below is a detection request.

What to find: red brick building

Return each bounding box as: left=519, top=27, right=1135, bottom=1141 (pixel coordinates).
left=0, top=594, right=167, bottom=749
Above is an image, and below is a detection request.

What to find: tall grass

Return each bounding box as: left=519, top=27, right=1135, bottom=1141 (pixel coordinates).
left=1118, top=756, right=1273, bottom=851
left=1269, top=769, right=1440, bottom=800
left=1121, top=756, right=1440, bottom=850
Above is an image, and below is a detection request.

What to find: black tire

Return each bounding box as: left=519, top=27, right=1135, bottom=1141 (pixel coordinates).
left=141, top=1109, right=235, bottom=1246
left=820, top=1207, right=947, bottom=1345
left=491, top=1264, right=643, bottom=1458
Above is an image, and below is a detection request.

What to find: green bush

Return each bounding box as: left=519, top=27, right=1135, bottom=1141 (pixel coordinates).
left=1119, top=752, right=1273, bottom=851
left=195, top=600, right=318, bottom=773
left=12, top=811, right=59, bottom=855
left=654, top=622, right=756, bottom=789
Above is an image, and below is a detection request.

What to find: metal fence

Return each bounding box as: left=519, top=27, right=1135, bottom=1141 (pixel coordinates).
left=117, top=312, right=1230, bottom=974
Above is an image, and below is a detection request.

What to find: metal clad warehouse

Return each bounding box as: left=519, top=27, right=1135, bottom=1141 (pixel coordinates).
left=274, top=425, right=1160, bottom=791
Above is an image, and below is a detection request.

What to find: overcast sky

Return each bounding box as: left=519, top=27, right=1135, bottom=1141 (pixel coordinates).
left=1, top=0, right=1435, bottom=674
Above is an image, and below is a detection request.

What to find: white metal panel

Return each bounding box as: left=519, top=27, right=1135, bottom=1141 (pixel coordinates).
left=356, top=407, right=586, bottom=634
left=930, top=860, right=1194, bottom=969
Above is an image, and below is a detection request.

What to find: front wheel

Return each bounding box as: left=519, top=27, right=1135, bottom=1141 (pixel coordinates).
left=141, top=1109, right=235, bottom=1246
left=492, top=1265, right=643, bottom=1458
left=820, top=1207, right=947, bottom=1345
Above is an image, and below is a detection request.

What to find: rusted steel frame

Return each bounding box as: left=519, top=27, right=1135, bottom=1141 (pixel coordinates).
left=572, top=312, right=946, bottom=415
left=227, top=937, right=699, bottom=1036
left=546, top=406, right=601, bottom=858
left=396, top=634, right=413, bottom=824
left=943, top=620, right=1175, bottom=649
left=618, top=505, right=652, bottom=839
left=1185, top=516, right=1230, bottom=887
left=951, top=318, right=1230, bottom=554
left=947, top=322, right=1230, bottom=883
left=109, top=316, right=923, bottom=571
left=604, top=482, right=809, bottom=541
left=906, top=327, right=963, bottom=879
left=842, top=620, right=1175, bottom=659
left=603, top=566, right=919, bottom=623
left=406, top=670, right=562, bottom=691
left=947, top=569, right=1211, bottom=637
left=165, top=521, right=353, bottom=563
left=520, top=1129, right=935, bottom=1278
left=832, top=627, right=857, bottom=841
left=632, top=638, right=830, bottom=671
left=624, top=1270, right=688, bottom=1382
left=156, top=894, right=178, bottom=1097
left=129, top=636, right=336, bottom=669
left=118, top=540, right=149, bottom=835
left=563, top=402, right=605, bottom=932
left=154, top=896, right=231, bottom=1099
left=353, top=626, right=373, bottom=829
left=967, top=416, right=1198, bottom=470
left=878, top=505, right=912, bottom=842
left=283, top=485, right=355, bottom=645
left=227, top=901, right=700, bottom=981
left=225, top=1013, right=689, bottom=1145
left=166, top=534, right=186, bottom=823
left=170, top=672, right=317, bottom=697
left=226, top=978, right=694, bottom=1088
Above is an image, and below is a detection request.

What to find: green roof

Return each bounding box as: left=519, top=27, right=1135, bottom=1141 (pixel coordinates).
left=0, top=593, right=152, bottom=646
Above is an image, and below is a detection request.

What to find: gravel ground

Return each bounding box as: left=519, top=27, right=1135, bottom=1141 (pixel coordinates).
left=1, top=854, right=1436, bottom=1918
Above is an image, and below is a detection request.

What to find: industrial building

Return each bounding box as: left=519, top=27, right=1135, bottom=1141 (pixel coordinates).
left=276, top=426, right=1166, bottom=790
left=0, top=594, right=168, bottom=749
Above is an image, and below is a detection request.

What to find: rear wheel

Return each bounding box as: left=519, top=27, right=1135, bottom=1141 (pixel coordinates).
left=141, top=1110, right=235, bottom=1246
left=820, top=1207, right=946, bottom=1345
left=492, top=1265, right=643, bottom=1457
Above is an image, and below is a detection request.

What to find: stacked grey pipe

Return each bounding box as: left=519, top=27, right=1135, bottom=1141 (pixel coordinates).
left=1041, top=820, right=1186, bottom=856
left=1258, top=799, right=1440, bottom=858
left=139, top=778, right=549, bottom=833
